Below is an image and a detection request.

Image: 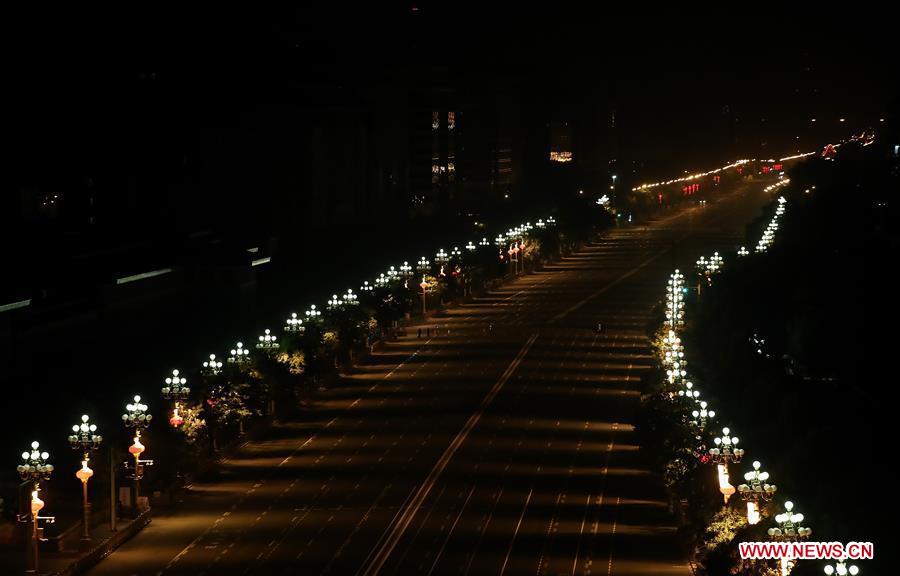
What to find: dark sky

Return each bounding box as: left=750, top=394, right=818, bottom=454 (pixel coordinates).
left=4, top=5, right=896, bottom=186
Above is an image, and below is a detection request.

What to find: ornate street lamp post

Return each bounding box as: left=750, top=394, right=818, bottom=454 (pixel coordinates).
left=256, top=328, right=279, bottom=350
left=162, top=369, right=191, bottom=430
left=824, top=560, right=859, bottom=576
left=122, top=395, right=153, bottom=515
left=691, top=400, right=716, bottom=429
left=284, top=313, right=305, bottom=335
left=201, top=353, right=223, bottom=377
left=228, top=341, right=251, bottom=365
left=17, top=441, right=55, bottom=574
left=305, top=304, right=322, bottom=324
left=416, top=256, right=430, bottom=276
left=399, top=262, right=413, bottom=283
left=708, top=427, right=744, bottom=504
left=68, top=415, right=102, bottom=547
left=666, top=270, right=685, bottom=330
left=738, top=460, right=777, bottom=525
left=419, top=276, right=429, bottom=316
left=769, top=500, right=812, bottom=576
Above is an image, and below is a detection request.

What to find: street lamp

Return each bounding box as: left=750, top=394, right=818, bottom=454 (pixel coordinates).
left=360, top=281, right=374, bottom=294
left=387, top=266, right=399, bottom=282
left=666, top=270, right=685, bottom=330
left=18, top=441, right=54, bottom=488
left=676, top=381, right=699, bottom=400
left=450, top=246, right=462, bottom=260
left=122, top=395, right=152, bottom=432
left=708, top=252, right=723, bottom=273
left=69, top=415, right=102, bottom=458
left=691, top=401, right=715, bottom=429
left=201, top=354, right=223, bottom=376
left=435, top=249, right=449, bottom=277
left=305, top=304, right=322, bottom=323
left=508, top=243, right=521, bottom=275
left=327, top=294, right=344, bottom=310
left=737, top=246, right=749, bottom=257
left=478, top=237, right=490, bottom=247
left=738, top=460, right=777, bottom=502
left=824, top=560, right=860, bottom=575
left=17, top=441, right=55, bottom=574
left=68, top=415, right=102, bottom=548
left=228, top=342, right=251, bottom=365
left=738, top=460, right=777, bottom=525
left=419, top=276, right=429, bottom=315
left=709, top=427, right=744, bottom=465
left=417, top=257, right=431, bottom=275
left=161, top=369, right=190, bottom=402
left=667, top=360, right=687, bottom=386
left=343, top=289, right=358, bottom=306
left=399, top=261, right=413, bottom=279
left=162, top=369, right=191, bottom=432
left=546, top=216, right=556, bottom=227
left=465, top=241, right=476, bottom=252
left=257, top=328, right=279, bottom=350
left=375, top=273, right=389, bottom=288
left=696, top=255, right=710, bottom=287
left=284, top=313, right=305, bottom=334
left=122, top=395, right=153, bottom=514
left=768, top=501, right=812, bottom=541
left=768, top=500, right=812, bottom=576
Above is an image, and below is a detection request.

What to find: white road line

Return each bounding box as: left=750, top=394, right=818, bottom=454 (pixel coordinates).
left=499, top=488, right=534, bottom=576
left=571, top=493, right=591, bottom=576
left=426, top=485, right=475, bottom=576
left=359, top=332, right=539, bottom=576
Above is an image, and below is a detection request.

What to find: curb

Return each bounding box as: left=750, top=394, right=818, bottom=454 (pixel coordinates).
left=49, top=509, right=152, bottom=576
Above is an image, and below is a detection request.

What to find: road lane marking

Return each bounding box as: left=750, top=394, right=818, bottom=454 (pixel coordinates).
left=572, top=493, right=591, bottom=576
left=499, top=488, right=534, bottom=576
left=426, top=485, right=475, bottom=576
left=358, top=332, right=539, bottom=576
left=549, top=251, right=665, bottom=323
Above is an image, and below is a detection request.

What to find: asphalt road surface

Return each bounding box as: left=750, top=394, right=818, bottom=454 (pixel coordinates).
left=85, top=182, right=774, bottom=576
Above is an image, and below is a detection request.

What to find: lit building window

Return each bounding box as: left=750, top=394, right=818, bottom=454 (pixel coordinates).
left=448, top=111, right=456, bottom=131
left=550, top=151, right=573, bottom=163
left=432, top=155, right=440, bottom=184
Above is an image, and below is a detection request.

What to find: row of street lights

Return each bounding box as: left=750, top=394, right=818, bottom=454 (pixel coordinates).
left=657, top=188, right=864, bottom=574
left=659, top=268, right=812, bottom=574
left=758, top=195, right=788, bottom=253
left=16, top=390, right=155, bottom=572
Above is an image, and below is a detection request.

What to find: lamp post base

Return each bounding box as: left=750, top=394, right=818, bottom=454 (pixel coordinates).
left=80, top=501, right=92, bottom=550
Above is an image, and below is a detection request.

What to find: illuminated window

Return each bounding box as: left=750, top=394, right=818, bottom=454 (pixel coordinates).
left=447, top=111, right=456, bottom=131
left=550, top=151, right=573, bottom=163
left=432, top=111, right=439, bottom=131
left=432, top=154, right=443, bottom=184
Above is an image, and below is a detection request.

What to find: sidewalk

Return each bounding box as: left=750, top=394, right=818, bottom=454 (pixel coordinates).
left=0, top=510, right=151, bottom=576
